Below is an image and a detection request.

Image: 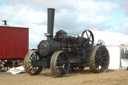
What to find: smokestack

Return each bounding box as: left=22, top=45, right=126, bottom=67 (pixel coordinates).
left=2, top=20, right=7, bottom=25
left=47, top=8, right=55, bottom=40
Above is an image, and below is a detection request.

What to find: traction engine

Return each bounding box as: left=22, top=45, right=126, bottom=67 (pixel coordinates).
left=24, top=8, right=109, bottom=77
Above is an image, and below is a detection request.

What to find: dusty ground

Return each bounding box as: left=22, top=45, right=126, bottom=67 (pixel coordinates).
left=0, top=68, right=128, bottom=85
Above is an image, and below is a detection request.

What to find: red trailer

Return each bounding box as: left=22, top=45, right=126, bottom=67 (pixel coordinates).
left=0, top=24, right=29, bottom=71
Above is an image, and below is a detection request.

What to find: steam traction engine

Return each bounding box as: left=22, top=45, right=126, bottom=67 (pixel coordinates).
left=24, top=8, right=109, bottom=77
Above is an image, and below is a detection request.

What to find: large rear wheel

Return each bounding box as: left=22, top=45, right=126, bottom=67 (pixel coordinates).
left=89, top=46, right=109, bottom=73
left=50, top=51, right=70, bottom=77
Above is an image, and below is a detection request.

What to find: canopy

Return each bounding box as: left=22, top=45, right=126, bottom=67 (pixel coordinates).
left=91, top=30, right=128, bottom=46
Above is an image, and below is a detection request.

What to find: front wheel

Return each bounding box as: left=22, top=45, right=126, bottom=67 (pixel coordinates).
left=24, top=50, right=43, bottom=75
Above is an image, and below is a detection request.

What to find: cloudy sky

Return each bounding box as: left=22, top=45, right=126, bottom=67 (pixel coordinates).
left=0, top=0, right=128, bottom=49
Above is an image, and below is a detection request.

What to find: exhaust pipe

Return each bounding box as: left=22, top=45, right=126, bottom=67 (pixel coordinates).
left=2, top=20, right=7, bottom=25
left=45, top=8, right=55, bottom=40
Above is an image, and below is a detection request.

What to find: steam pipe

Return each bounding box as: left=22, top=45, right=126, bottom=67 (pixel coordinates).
left=47, top=8, right=55, bottom=40
left=2, top=20, right=7, bottom=25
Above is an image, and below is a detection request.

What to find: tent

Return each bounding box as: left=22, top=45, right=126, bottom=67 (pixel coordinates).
left=90, top=30, right=128, bottom=69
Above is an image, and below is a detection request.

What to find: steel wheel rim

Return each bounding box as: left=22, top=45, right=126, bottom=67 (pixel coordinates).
left=50, top=51, right=70, bottom=77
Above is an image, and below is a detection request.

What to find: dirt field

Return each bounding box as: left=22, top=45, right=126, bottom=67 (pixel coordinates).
left=0, top=68, right=128, bottom=85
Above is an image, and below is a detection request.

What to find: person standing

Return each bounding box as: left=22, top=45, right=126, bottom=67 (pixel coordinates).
left=125, top=50, right=128, bottom=59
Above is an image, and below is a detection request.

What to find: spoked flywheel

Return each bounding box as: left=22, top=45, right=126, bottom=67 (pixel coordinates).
left=89, top=46, right=109, bottom=73
left=24, top=50, right=43, bottom=75
left=50, top=51, right=70, bottom=77
left=81, top=30, right=94, bottom=48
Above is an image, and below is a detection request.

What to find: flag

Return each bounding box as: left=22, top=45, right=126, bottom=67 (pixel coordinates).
left=90, top=28, right=98, bottom=31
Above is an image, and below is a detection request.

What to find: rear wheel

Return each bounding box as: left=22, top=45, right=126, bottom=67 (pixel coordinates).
left=50, top=51, right=70, bottom=77
left=24, top=50, right=43, bottom=75
left=89, top=46, right=109, bottom=73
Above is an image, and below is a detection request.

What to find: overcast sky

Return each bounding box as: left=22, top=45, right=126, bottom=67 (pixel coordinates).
left=0, top=0, right=128, bottom=49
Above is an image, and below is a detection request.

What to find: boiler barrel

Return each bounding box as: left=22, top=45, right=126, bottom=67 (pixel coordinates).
left=38, top=40, right=61, bottom=57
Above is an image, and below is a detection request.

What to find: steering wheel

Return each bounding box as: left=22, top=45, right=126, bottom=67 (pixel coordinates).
left=81, top=30, right=94, bottom=48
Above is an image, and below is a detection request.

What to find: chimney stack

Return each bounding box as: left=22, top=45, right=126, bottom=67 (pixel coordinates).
left=2, top=20, right=7, bottom=25
left=47, top=8, right=55, bottom=40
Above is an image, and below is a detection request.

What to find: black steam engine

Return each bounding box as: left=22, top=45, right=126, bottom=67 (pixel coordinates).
left=24, top=8, right=109, bottom=77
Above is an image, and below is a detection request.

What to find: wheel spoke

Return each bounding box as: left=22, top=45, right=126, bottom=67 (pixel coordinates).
left=29, top=66, right=33, bottom=71
left=86, top=31, right=89, bottom=38
left=89, top=40, right=92, bottom=43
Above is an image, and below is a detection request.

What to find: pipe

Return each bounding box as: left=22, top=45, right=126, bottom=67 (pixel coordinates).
left=2, top=20, right=7, bottom=25
left=47, top=8, right=55, bottom=40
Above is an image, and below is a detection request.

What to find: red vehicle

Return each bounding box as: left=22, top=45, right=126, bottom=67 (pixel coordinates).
left=0, top=24, right=29, bottom=71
